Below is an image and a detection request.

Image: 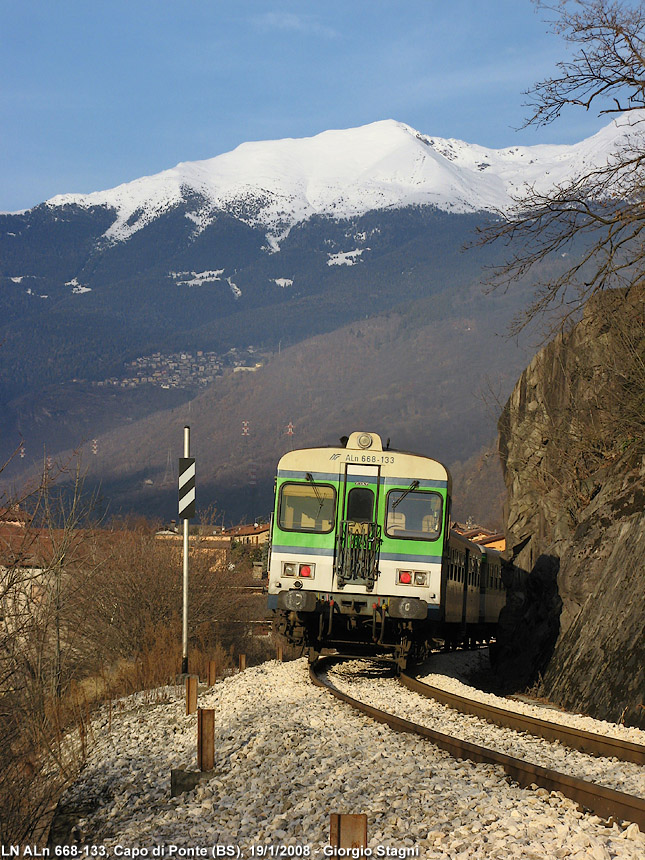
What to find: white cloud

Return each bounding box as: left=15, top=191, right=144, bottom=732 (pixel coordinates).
left=251, top=12, right=338, bottom=38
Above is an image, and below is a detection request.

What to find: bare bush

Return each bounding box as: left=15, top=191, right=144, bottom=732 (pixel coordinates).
left=0, top=460, right=99, bottom=842
left=0, top=464, right=267, bottom=842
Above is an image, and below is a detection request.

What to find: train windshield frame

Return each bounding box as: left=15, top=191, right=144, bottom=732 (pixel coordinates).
left=277, top=481, right=336, bottom=534
left=384, top=489, right=443, bottom=541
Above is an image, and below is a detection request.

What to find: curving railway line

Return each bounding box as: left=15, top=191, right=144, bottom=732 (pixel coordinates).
left=401, top=668, right=645, bottom=765
left=310, top=656, right=645, bottom=830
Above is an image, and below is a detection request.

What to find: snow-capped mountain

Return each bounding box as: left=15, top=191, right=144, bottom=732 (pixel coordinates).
left=45, top=115, right=643, bottom=247
left=2, top=113, right=641, bottom=514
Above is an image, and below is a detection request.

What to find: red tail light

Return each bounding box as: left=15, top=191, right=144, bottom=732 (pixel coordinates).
left=299, top=564, right=312, bottom=577
left=399, top=570, right=412, bottom=584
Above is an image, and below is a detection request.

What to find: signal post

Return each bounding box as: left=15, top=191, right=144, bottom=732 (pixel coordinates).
left=178, top=425, right=195, bottom=675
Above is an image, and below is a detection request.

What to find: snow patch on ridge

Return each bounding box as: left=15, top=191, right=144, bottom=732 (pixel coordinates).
left=327, top=248, right=367, bottom=266
left=66, top=277, right=92, bottom=294
left=170, top=269, right=225, bottom=286
left=227, top=276, right=241, bottom=298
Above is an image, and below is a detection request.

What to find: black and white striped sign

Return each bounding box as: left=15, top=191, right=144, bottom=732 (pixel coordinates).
left=178, top=457, right=196, bottom=519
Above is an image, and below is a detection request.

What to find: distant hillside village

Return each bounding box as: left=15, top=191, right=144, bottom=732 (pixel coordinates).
left=87, top=346, right=263, bottom=390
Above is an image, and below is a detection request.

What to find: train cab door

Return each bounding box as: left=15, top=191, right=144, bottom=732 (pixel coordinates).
left=333, top=463, right=382, bottom=591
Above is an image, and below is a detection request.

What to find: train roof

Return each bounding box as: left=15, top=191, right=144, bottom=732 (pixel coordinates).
left=277, top=431, right=451, bottom=487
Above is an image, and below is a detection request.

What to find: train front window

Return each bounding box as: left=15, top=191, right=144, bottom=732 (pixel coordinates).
left=385, top=490, right=443, bottom=541
left=346, top=487, right=374, bottom=522
left=278, top=482, right=336, bottom=533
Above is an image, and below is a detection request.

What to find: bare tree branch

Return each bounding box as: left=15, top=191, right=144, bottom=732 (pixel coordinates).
left=479, top=0, right=645, bottom=332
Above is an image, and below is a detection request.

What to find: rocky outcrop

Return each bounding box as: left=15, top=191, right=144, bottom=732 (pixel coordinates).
left=497, top=285, right=645, bottom=727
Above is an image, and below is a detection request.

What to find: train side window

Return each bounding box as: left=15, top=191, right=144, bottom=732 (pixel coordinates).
left=278, top=482, right=336, bottom=533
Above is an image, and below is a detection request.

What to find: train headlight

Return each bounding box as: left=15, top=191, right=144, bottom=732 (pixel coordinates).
left=282, top=561, right=315, bottom=579
left=357, top=433, right=373, bottom=449
left=398, top=569, right=429, bottom=586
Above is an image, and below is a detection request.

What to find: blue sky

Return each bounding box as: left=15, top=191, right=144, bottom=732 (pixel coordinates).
left=1, top=0, right=612, bottom=212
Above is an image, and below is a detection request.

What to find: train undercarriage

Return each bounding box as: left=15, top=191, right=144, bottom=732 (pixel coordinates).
left=273, top=601, right=496, bottom=670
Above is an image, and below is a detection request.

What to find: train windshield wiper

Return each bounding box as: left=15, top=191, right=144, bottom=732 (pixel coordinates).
left=392, top=479, right=419, bottom=509
left=306, top=472, right=325, bottom=514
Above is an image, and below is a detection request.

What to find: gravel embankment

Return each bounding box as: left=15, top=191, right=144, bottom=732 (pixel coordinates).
left=324, top=660, right=645, bottom=798
left=59, top=658, right=644, bottom=859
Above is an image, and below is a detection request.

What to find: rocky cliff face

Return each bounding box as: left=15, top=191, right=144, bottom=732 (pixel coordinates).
left=497, top=285, right=644, bottom=728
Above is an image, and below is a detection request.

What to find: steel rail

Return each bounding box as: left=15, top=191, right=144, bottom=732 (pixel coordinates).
left=310, top=657, right=645, bottom=830
left=400, top=670, right=645, bottom=765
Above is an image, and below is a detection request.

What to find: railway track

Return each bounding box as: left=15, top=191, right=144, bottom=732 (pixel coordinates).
left=401, top=668, right=645, bottom=765
left=310, top=656, right=645, bottom=830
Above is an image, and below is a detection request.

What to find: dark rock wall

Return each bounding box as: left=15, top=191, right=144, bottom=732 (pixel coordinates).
left=492, top=554, right=562, bottom=692
left=497, top=286, right=645, bottom=727
left=542, top=453, right=645, bottom=726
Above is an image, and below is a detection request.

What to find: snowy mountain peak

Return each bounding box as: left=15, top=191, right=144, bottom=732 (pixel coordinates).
left=45, top=115, right=645, bottom=245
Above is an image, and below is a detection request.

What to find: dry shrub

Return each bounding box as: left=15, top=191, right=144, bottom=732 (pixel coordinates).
left=0, top=681, right=93, bottom=843
left=0, top=507, right=271, bottom=842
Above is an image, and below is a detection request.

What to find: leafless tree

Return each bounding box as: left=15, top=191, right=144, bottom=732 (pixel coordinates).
left=0, top=455, right=105, bottom=843
left=0, top=448, right=274, bottom=842
left=480, top=0, right=645, bottom=331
